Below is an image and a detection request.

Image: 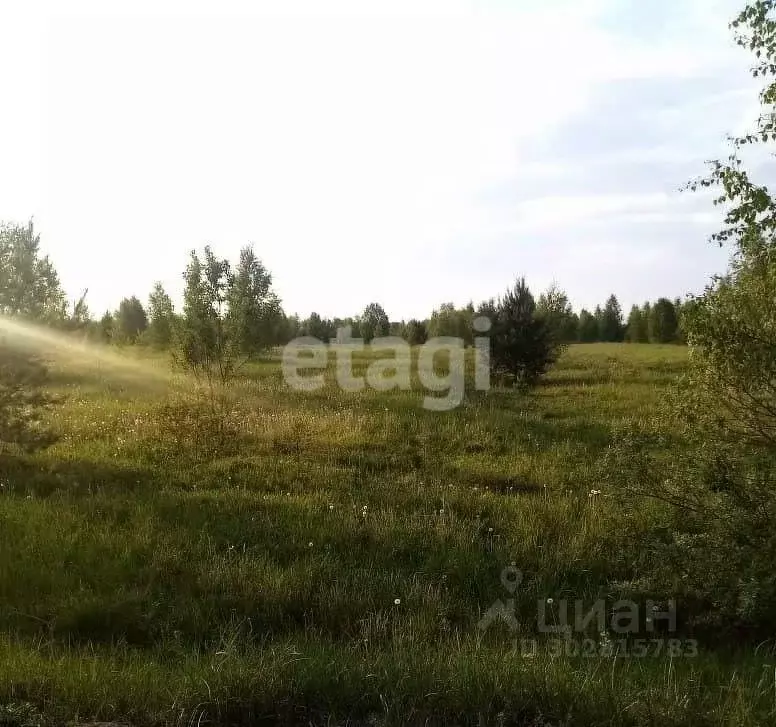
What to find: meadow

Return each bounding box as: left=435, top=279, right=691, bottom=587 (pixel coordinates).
left=0, top=337, right=774, bottom=726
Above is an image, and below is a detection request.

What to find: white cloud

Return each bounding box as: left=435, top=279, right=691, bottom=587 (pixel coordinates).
left=0, top=0, right=761, bottom=318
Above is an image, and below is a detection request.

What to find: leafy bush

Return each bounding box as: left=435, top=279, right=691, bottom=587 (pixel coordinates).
left=175, top=246, right=282, bottom=388
left=601, top=420, right=776, bottom=636
left=604, top=0, right=776, bottom=639
left=684, top=259, right=776, bottom=449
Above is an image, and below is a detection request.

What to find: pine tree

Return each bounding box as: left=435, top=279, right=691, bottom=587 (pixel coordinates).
left=490, top=278, right=563, bottom=387
left=599, top=295, right=624, bottom=342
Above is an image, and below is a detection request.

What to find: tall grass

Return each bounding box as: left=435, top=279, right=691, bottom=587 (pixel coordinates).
left=0, top=341, right=772, bottom=725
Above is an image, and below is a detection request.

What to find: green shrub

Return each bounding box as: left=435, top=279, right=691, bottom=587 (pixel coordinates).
left=0, top=344, right=56, bottom=453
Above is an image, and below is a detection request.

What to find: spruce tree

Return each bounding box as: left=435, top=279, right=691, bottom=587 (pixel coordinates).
left=599, top=295, right=624, bottom=342
left=490, top=278, right=563, bottom=387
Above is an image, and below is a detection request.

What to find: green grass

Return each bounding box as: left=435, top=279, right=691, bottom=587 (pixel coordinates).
left=1, top=340, right=774, bottom=726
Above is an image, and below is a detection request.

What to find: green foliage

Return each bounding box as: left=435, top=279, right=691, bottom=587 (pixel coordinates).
left=403, top=319, right=427, bottom=345
left=598, top=294, right=624, bottom=342
left=668, top=0, right=776, bottom=627
left=427, top=302, right=474, bottom=344
left=360, top=302, right=390, bottom=343
left=341, top=316, right=362, bottom=339
left=225, top=247, right=283, bottom=356
left=97, top=310, right=114, bottom=343
left=0, top=220, right=64, bottom=322
left=577, top=308, right=599, bottom=342
left=676, top=298, right=696, bottom=343
left=145, top=282, right=176, bottom=348
left=603, top=0, right=776, bottom=638
left=3, top=342, right=776, bottom=725
left=56, top=289, right=91, bottom=335
left=648, top=298, right=679, bottom=343
left=114, top=296, right=148, bottom=344
left=689, top=1, right=776, bottom=253
left=536, top=283, right=578, bottom=343
left=144, top=397, right=248, bottom=462
left=600, top=421, right=776, bottom=634
left=489, top=277, right=564, bottom=387
left=0, top=345, right=55, bottom=453
left=300, top=312, right=334, bottom=342
left=175, top=247, right=233, bottom=385
left=0, top=702, right=42, bottom=727
left=279, top=313, right=301, bottom=343
left=176, top=246, right=283, bottom=386
left=625, top=305, right=648, bottom=343
left=683, top=0, right=776, bottom=451
left=474, top=298, right=497, bottom=333
left=641, top=302, right=652, bottom=336
left=685, top=262, right=776, bottom=448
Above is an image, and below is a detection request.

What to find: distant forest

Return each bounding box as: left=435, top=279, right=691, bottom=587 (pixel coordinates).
left=1, top=219, right=690, bottom=349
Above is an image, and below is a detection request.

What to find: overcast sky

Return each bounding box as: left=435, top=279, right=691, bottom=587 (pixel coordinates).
left=0, top=0, right=763, bottom=320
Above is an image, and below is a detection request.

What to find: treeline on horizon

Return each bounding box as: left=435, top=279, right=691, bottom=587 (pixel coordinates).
left=97, top=292, right=691, bottom=348
left=1, top=219, right=690, bottom=349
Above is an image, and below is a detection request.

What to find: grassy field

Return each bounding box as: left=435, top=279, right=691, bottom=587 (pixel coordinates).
left=1, top=338, right=774, bottom=726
